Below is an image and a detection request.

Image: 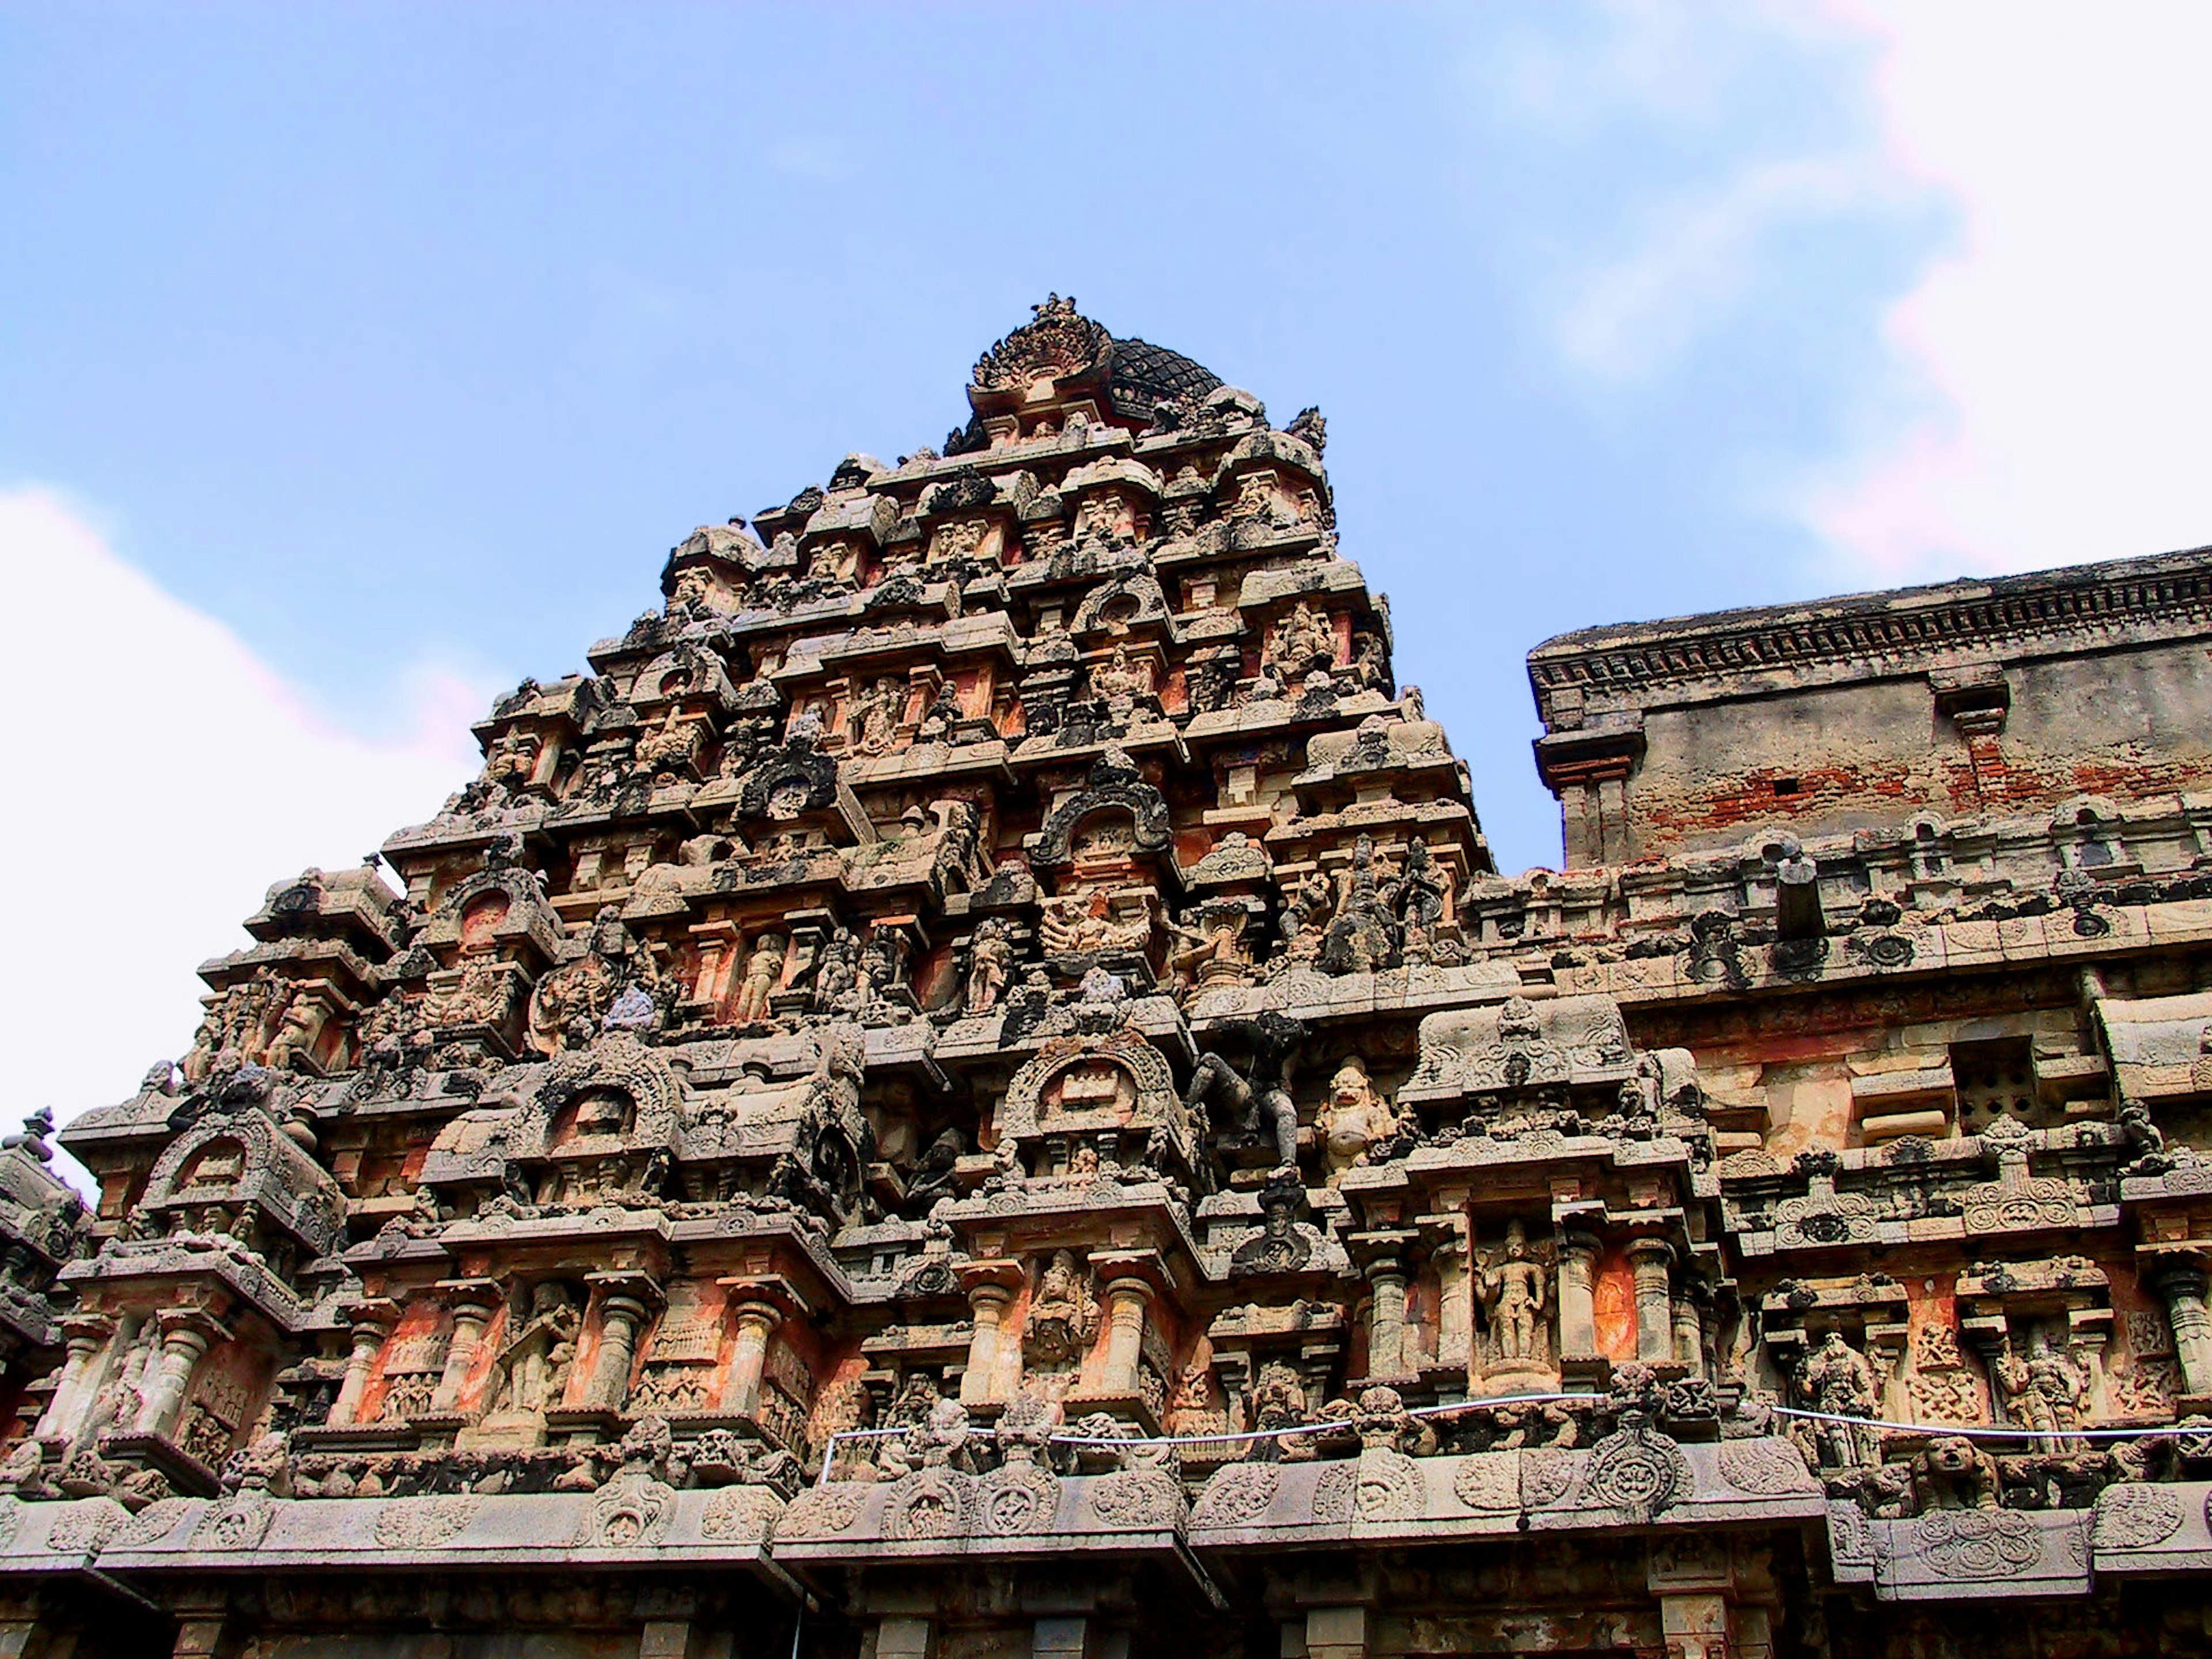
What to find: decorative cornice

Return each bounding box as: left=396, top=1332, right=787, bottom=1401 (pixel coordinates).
left=1526, top=547, right=2212, bottom=726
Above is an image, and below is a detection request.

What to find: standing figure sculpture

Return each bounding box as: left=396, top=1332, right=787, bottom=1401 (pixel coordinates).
left=1477, top=1220, right=1550, bottom=1369
left=1794, top=1330, right=1882, bottom=1470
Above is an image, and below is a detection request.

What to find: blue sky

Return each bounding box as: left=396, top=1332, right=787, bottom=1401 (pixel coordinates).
left=6, top=2, right=2211, bottom=1138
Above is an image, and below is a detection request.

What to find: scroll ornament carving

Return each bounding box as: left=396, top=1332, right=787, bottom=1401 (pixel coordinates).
left=2092, top=1484, right=2184, bottom=1550
left=1191, top=1462, right=1281, bottom=1527
left=1086, top=1468, right=1187, bottom=1530
left=1718, top=1438, right=1820, bottom=1496
left=1312, top=1448, right=1425, bottom=1524
left=374, top=1495, right=479, bottom=1549
left=44, top=1497, right=129, bottom=1554
left=699, top=1485, right=783, bottom=1541
left=773, top=1483, right=865, bottom=1541
left=1450, top=1452, right=1520, bottom=1512
left=107, top=1497, right=194, bottom=1551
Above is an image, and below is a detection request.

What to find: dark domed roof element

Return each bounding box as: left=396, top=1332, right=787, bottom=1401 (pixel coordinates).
left=1104, top=337, right=1223, bottom=422
left=948, top=297, right=1225, bottom=453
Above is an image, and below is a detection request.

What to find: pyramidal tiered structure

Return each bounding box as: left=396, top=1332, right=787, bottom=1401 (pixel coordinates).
left=8, top=301, right=2212, bottom=1656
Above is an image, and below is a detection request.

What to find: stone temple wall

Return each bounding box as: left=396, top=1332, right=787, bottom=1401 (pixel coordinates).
left=3, top=298, right=2212, bottom=1657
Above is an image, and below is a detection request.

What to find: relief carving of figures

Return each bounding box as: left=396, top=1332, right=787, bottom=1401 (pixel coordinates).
left=486, top=1283, right=581, bottom=1417
left=1040, top=891, right=1151, bottom=959
left=851, top=676, right=906, bottom=757
left=1322, top=836, right=1400, bottom=975
left=1021, top=1251, right=1099, bottom=1382
left=1475, top=1220, right=1552, bottom=1374
left=1793, top=1331, right=1882, bottom=1470
left=1995, top=1328, right=2089, bottom=1449
left=1267, top=602, right=1336, bottom=676
left=1165, top=904, right=1252, bottom=998
left=1278, top=868, right=1334, bottom=965
left=731, top=932, right=787, bottom=1025
left=1316, top=1056, right=1402, bottom=1186
left=183, top=971, right=289, bottom=1083
left=635, top=709, right=703, bottom=779
left=1184, top=1013, right=1309, bottom=1172
left=1089, top=644, right=1153, bottom=702
left=963, top=917, right=1014, bottom=1015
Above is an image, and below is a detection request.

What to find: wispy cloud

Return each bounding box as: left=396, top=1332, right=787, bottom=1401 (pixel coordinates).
left=0, top=487, right=490, bottom=1188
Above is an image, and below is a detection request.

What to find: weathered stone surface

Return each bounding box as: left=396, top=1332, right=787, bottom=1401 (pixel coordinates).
left=10, top=298, right=2212, bottom=1654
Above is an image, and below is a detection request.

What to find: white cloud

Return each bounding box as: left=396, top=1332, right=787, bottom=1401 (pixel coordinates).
left=0, top=487, right=488, bottom=1192
left=1808, top=2, right=2212, bottom=579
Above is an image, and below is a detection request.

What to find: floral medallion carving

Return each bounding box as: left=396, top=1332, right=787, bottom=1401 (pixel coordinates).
left=976, top=1463, right=1060, bottom=1536
left=1191, top=1462, right=1281, bottom=1528
left=1577, top=1425, right=1692, bottom=1521
left=1912, top=1509, right=2042, bottom=1578
left=1450, top=1452, right=1520, bottom=1513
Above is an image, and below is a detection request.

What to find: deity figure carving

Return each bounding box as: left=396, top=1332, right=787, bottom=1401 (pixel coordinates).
left=1794, top=1331, right=1881, bottom=1469
left=1476, top=1221, right=1551, bottom=1372
left=1022, top=1250, right=1099, bottom=1374
left=851, top=676, right=906, bottom=757
left=1316, top=1056, right=1400, bottom=1185
left=636, top=709, right=704, bottom=779
left=1267, top=602, right=1335, bottom=676
left=964, top=918, right=1014, bottom=1015
left=1278, top=868, right=1334, bottom=964
left=732, top=933, right=787, bottom=1025
left=1090, top=644, right=1152, bottom=702
left=1165, top=906, right=1251, bottom=998
left=1995, top=1328, right=2089, bottom=1449
left=1185, top=1013, right=1309, bottom=1172
left=487, top=1283, right=581, bottom=1418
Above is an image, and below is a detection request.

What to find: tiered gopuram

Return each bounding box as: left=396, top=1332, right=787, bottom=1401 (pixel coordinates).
left=7, top=299, right=2212, bottom=1656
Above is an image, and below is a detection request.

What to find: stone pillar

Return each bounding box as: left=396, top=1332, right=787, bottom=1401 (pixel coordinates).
left=961, top=1285, right=1013, bottom=1408
left=1673, top=1287, right=1706, bottom=1380
left=134, top=1312, right=218, bottom=1440
left=329, top=1301, right=399, bottom=1428
left=35, top=1314, right=114, bottom=1442
left=721, top=1301, right=783, bottom=1418
left=431, top=1284, right=501, bottom=1414
left=1365, top=1257, right=1409, bottom=1379
left=1434, top=1236, right=1472, bottom=1372
left=1099, top=1278, right=1154, bottom=1397
left=1305, top=1607, right=1369, bottom=1659
left=589, top=1294, right=651, bottom=1411
left=2156, top=1266, right=2212, bottom=1397
left=640, top=1619, right=725, bottom=1659
left=1557, top=1233, right=1601, bottom=1362
left=1627, top=1240, right=1676, bottom=1365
